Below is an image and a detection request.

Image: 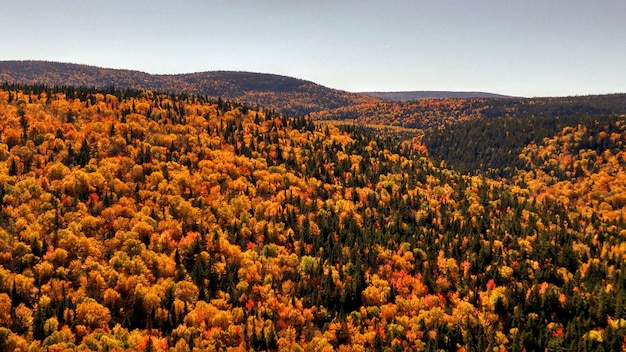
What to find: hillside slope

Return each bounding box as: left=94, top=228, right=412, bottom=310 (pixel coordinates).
left=313, top=94, right=626, bottom=129
left=422, top=113, right=626, bottom=177
left=0, top=85, right=625, bottom=351
left=0, top=60, right=378, bottom=116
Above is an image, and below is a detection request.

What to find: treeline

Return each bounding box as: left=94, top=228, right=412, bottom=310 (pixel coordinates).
left=481, top=94, right=626, bottom=119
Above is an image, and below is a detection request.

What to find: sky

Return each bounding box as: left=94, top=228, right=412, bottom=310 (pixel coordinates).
left=1, top=0, right=625, bottom=97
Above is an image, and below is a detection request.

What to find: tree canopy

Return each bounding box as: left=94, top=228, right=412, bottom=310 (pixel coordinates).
left=0, top=84, right=624, bottom=351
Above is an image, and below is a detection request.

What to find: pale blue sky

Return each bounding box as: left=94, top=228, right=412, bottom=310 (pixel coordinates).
left=2, top=0, right=625, bottom=96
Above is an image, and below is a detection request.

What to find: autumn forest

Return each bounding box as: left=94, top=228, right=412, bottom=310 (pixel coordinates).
left=0, top=79, right=625, bottom=351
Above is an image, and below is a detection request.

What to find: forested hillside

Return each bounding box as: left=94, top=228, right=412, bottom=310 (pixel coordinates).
left=0, top=61, right=378, bottom=117
left=313, top=94, right=626, bottom=129
left=0, top=85, right=625, bottom=351
left=423, top=114, right=625, bottom=177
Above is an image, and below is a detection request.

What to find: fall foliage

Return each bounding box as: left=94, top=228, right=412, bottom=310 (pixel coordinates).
left=0, top=84, right=624, bottom=351
left=0, top=61, right=379, bottom=117
left=312, top=93, right=626, bottom=131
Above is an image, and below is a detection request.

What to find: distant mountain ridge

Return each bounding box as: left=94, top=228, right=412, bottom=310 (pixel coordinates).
left=360, top=91, right=513, bottom=101
left=0, top=60, right=379, bottom=116
left=312, top=92, right=626, bottom=129
left=4, top=60, right=621, bottom=131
